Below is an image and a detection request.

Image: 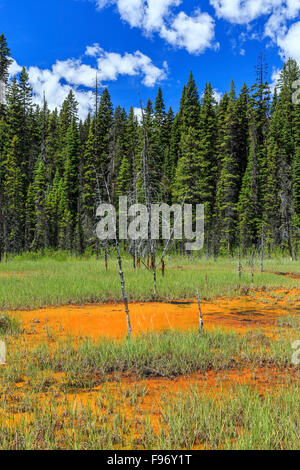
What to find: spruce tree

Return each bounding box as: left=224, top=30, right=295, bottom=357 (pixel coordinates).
left=0, top=33, right=12, bottom=117
left=198, top=82, right=218, bottom=252
left=31, top=160, right=47, bottom=250
left=216, top=87, right=241, bottom=253
left=3, top=136, right=24, bottom=253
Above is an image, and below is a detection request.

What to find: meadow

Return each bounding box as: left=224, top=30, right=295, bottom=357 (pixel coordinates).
left=0, top=252, right=300, bottom=450
left=0, top=252, right=299, bottom=309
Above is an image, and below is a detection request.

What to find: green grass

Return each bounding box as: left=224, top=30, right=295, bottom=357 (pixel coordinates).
left=0, top=382, right=298, bottom=449
left=1, top=328, right=298, bottom=390
left=0, top=314, right=299, bottom=449
left=277, top=315, right=300, bottom=329
left=0, top=313, right=21, bottom=336
left=0, top=254, right=299, bottom=309
left=1, top=253, right=299, bottom=450
left=153, top=385, right=300, bottom=450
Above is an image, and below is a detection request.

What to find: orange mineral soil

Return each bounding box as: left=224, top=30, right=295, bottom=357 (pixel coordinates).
left=15, top=287, right=300, bottom=340
left=3, top=287, right=300, bottom=448
left=0, top=272, right=25, bottom=278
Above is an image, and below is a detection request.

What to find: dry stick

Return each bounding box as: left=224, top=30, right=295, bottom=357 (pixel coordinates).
left=104, top=176, right=132, bottom=340
left=238, top=242, right=242, bottom=280
left=161, top=259, right=165, bottom=278
left=196, top=289, right=204, bottom=333
left=104, top=246, right=108, bottom=272
left=250, top=251, right=254, bottom=283
left=94, top=164, right=109, bottom=272
left=260, top=225, right=264, bottom=273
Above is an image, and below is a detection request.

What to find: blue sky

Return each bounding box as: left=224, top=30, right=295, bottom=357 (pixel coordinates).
left=1, top=0, right=300, bottom=118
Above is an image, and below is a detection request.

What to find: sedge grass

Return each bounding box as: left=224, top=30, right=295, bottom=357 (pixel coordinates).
left=1, top=328, right=299, bottom=389
left=0, top=255, right=299, bottom=309
left=0, top=382, right=298, bottom=450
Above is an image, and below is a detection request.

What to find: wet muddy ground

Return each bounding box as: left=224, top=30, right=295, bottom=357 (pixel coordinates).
left=14, top=287, right=300, bottom=339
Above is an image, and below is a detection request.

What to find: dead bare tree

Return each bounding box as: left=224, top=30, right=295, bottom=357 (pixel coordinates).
left=260, top=224, right=264, bottom=273
left=250, top=250, right=254, bottom=283
left=196, top=289, right=204, bottom=333
left=238, top=241, right=242, bottom=280
left=101, top=174, right=132, bottom=339
left=94, top=138, right=132, bottom=338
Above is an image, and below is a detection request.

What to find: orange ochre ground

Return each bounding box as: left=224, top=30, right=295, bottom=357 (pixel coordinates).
left=15, top=287, right=300, bottom=339
left=3, top=287, right=300, bottom=447
left=10, top=288, right=300, bottom=393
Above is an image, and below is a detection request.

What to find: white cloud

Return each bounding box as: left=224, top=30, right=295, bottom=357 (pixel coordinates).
left=213, top=88, right=223, bottom=103
left=92, top=0, right=300, bottom=64
left=25, top=64, right=95, bottom=119
left=89, top=46, right=167, bottom=86
left=133, top=106, right=143, bottom=123
left=160, top=9, right=218, bottom=55
left=93, top=0, right=217, bottom=55
left=9, top=59, right=22, bottom=77
left=85, top=43, right=103, bottom=57
left=209, top=0, right=300, bottom=64
left=201, top=87, right=223, bottom=104
left=277, top=21, right=300, bottom=64
left=9, top=46, right=167, bottom=119
left=270, top=66, right=281, bottom=93
left=210, top=0, right=282, bottom=24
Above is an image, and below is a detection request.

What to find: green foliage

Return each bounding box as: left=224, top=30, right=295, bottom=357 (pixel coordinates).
left=0, top=36, right=299, bottom=258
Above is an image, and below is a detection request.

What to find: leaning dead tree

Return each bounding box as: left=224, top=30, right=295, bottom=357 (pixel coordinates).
left=94, top=164, right=132, bottom=339
left=104, top=175, right=131, bottom=339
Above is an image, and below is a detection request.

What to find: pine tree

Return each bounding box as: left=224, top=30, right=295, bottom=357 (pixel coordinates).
left=62, top=120, right=81, bottom=251
left=293, top=100, right=300, bottom=233
left=0, top=33, right=12, bottom=117
left=162, top=106, right=174, bottom=203
left=238, top=129, right=260, bottom=250
left=3, top=136, right=24, bottom=253
left=250, top=53, right=271, bottom=221
left=216, top=89, right=241, bottom=253
left=173, top=72, right=202, bottom=206
left=18, top=67, right=34, bottom=182
left=31, top=160, right=47, bottom=250
left=181, top=71, right=201, bottom=130
left=173, top=127, right=201, bottom=205
left=264, top=100, right=283, bottom=249
left=24, top=183, right=35, bottom=250
left=96, top=87, right=113, bottom=186
left=82, top=119, right=98, bottom=247
left=116, top=155, right=131, bottom=197
left=198, top=82, right=218, bottom=252
left=236, top=83, right=250, bottom=178
left=126, top=107, right=140, bottom=205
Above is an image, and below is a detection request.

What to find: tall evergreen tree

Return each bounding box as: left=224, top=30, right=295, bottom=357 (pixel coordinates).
left=216, top=85, right=241, bottom=253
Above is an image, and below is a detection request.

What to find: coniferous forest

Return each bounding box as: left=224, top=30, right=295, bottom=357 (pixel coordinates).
left=1, top=33, right=300, bottom=260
